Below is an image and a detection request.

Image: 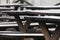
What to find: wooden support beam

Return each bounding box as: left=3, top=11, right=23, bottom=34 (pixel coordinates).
left=52, top=24, right=60, bottom=40
left=14, top=15, right=24, bottom=32
left=23, top=20, right=31, bottom=40
left=39, top=22, right=51, bottom=40
left=24, top=20, right=31, bottom=32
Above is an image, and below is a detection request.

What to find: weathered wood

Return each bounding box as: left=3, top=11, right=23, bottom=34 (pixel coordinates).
left=0, top=31, right=43, bottom=36
left=1, top=11, right=38, bottom=16
left=39, top=22, right=51, bottom=40
left=14, top=15, right=24, bottom=32
left=22, top=6, right=60, bottom=10
left=25, top=10, right=60, bottom=16
left=0, top=7, right=14, bottom=11
left=52, top=24, right=60, bottom=40
left=25, top=16, right=60, bottom=40
left=0, top=4, right=24, bottom=7
left=24, top=20, right=31, bottom=32
left=24, top=16, right=60, bottom=23
left=30, top=23, right=56, bottom=28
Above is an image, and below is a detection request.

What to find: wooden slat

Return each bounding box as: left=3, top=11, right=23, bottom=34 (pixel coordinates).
left=30, top=23, right=56, bottom=28
left=2, top=10, right=60, bottom=16
left=24, top=16, right=60, bottom=23
left=22, top=6, right=60, bottom=10
left=0, top=4, right=24, bottom=7
left=1, top=11, right=26, bottom=15
left=25, top=10, right=60, bottom=16
left=0, top=31, right=44, bottom=36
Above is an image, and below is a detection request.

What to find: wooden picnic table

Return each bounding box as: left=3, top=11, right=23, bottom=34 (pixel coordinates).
left=0, top=10, right=60, bottom=40
left=24, top=16, right=60, bottom=40
left=1, top=9, right=60, bottom=32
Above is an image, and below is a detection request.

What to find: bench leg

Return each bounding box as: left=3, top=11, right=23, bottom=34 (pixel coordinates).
left=39, top=22, right=51, bottom=40
left=52, top=24, right=60, bottom=40
left=23, top=20, right=31, bottom=40
left=24, top=20, right=31, bottom=32
left=39, top=22, right=60, bottom=40
left=14, top=15, right=24, bottom=32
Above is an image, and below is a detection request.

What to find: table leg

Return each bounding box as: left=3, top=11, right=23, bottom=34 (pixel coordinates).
left=23, top=20, right=31, bottom=40
left=39, top=22, right=51, bottom=40
left=52, top=24, right=60, bottom=40
left=14, top=15, right=24, bottom=32
left=24, top=20, right=31, bottom=32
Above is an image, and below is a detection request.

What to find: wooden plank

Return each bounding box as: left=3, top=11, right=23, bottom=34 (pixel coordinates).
left=2, top=9, right=60, bottom=16
left=0, top=31, right=43, bottom=36
left=22, top=6, right=60, bottom=10
left=30, top=23, right=56, bottom=28
left=0, top=7, right=14, bottom=11
left=1, top=11, right=38, bottom=16
left=24, top=16, right=60, bottom=23
left=25, top=10, right=60, bottom=16
left=1, top=34, right=44, bottom=36
left=1, top=11, right=25, bottom=15
left=0, top=4, right=24, bottom=7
